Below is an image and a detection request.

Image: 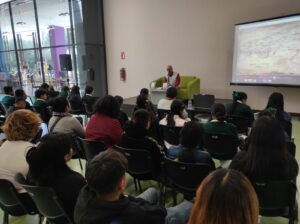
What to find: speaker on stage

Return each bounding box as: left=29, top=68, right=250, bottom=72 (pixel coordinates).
left=59, top=54, right=72, bottom=71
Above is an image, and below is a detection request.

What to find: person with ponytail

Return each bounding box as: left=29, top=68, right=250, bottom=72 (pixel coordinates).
left=26, top=133, right=86, bottom=220
left=159, top=100, right=190, bottom=127
left=225, top=91, right=254, bottom=126
left=203, top=103, right=239, bottom=141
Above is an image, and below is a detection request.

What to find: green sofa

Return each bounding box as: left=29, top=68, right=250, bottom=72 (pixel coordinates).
left=151, top=76, right=200, bottom=100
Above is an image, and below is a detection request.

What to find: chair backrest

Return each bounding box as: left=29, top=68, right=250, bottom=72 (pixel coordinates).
left=160, top=125, right=182, bottom=146
left=77, top=138, right=107, bottom=162
left=227, top=115, right=249, bottom=134
left=14, top=173, right=73, bottom=223
left=157, top=109, right=169, bottom=120
left=193, top=94, right=215, bottom=110
left=203, top=133, right=238, bottom=160
left=115, top=146, right=154, bottom=178
left=83, top=103, right=94, bottom=116
left=163, top=157, right=213, bottom=197
left=286, top=141, right=296, bottom=157
left=253, top=180, right=296, bottom=219
left=0, top=179, right=30, bottom=216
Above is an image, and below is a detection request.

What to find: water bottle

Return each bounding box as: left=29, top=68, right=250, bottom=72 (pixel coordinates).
left=188, top=100, right=192, bottom=109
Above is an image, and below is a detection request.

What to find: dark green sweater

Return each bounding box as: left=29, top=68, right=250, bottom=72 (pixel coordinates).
left=203, top=121, right=239, bottom=140
left=225, top=102, right=254, bottom=125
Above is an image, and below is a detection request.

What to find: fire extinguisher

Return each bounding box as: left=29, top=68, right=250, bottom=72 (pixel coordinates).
left=120, top=67, right=126, bottom=81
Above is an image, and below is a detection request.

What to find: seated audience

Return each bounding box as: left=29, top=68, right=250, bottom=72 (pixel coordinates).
left=121, top=109, right=164, bottom=177
left=48, top=85, right=59, bottom=99
left=26, top=133, right=86, bottom=220
left=85, top=95, right=123, bottom=147
left=40, top=82, right=50, bottom=91
left=203, top=103, right=239, bottom=141
left=1, top=86, right=15, bottom=108
left=157, top=87, right=177, bottom=110
left=68, top=85, right=84, bottom=114
left=33, top=88, right=52, bottom=124
left=159, top=100, right=190, bottom=127
left=6, top=98, right=27, bottom=116
left=0, top=110, right=40, bottom=204
left=225, top=91, right=254, bottom=127
left=230, top=116, right=298, bottom=181
left=15, top=89, right=32, bottom=110
left=48, top=97, right=84, bottom=138
left=168, top=121, right=215, bottom=169
left=140, top=88, right=156, bottom=114
left=265, top=92, right=292, bottom=138
left=74, top=150, right=193, bottom=224
left=82, top=85, right=98, bottom=113
left=188, top=169, right=259, bottom=224
left=115, top=95, right=129, bottom=127
left=59, top=86, right=70, bottom=99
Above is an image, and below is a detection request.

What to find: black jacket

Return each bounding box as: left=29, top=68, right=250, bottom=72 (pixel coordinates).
left=74, top=185, right=166, bottom=224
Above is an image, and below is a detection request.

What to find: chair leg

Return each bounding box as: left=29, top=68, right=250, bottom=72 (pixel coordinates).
left=3, top=212, right=9, bottom=224
left=138, top=180, right=142, bottom=193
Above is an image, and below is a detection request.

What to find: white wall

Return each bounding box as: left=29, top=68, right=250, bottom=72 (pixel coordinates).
left=103, top=0, right=300, bottom=113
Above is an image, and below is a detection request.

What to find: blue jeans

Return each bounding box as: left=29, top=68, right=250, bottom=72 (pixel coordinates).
left=138, top=187, right=193, bottom=224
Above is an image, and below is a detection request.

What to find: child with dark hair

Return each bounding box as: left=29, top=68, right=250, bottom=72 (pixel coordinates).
left=168, top=121, right=215, bottom=168
left=225, top=91, right=254, bottom=126
left=157, top=87, right=178, bottom=110
left=121, top=109, right=163, bottom=177
left=68, top=85, right=84, bottom=114
left=33, top=88, right=51, bottom=123
left=15, top=89, right=32, bottom=110
left=59, top=86, right=70, bottom=99
left=82, top=86, right=99, bottom=113
left=26, top=133, right=86, bottom=220
left=85, top=95, right=123, bottom=147
left=1, top=86, right=15, bottom=108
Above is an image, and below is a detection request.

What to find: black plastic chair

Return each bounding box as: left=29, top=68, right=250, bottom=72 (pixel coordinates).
left=115, top=145, right=155, bottom=192
left=252, top=180, right=297, bottom=224
left=77, top=137, right=107, bottom=162
left=193, top=94, right=215, bottom=111
left=160, top=125, right=182, bottom=147
left=14, top=173, right=73, bottom=224
left=162, top=157, right=214, bottom=205
left=0, top=179, right=39, bottom=224
left=227, top=115, right=249, bottom=134
left=157, top=109, right=169, bottom=120
left=203, top=133, right=238, bottom=160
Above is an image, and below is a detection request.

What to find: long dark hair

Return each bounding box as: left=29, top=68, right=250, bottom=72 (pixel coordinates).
left=265, top=92, right=284, bottom=121
left=243, top=116, right=295, bottom=179
left=166, top=100, right=185, bottom=126
left=228, top=91, right=247, bottom=115
left=188, top=169, right=259, bottom=224
left=26, top=133, right=73, bottom=186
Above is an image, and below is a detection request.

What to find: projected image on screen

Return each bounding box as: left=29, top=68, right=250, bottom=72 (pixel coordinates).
left=232, top=15, right=300, bottom=86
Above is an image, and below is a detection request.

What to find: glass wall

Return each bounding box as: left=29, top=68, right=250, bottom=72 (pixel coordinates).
left=0, top=0, right=86, bottom=96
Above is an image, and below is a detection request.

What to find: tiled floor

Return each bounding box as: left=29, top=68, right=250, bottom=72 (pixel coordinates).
left=1, top=118, right=300, bottom=223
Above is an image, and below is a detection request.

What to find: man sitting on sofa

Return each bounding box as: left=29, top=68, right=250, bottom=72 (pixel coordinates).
left=163, top=65, right=181, bottom=88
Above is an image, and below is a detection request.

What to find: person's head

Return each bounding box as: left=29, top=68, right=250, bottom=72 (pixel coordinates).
left=35, top=89, right=47, bottom=100
left=70, top=85, right=80, bottom=95
left=266, top=92, right=284, bottom=113
left=188, top=169, right=259, bottom=224
left=94, top=95, right=120, bottom=119
left=132, top=109, right=151, bottom=130
left=26, top=133, right=73, bottom=185
left=86, top=150, right=128, bottom=197
left=167, top=100, right=186, bottom=126
left=40, top=83, right=50, bottom=90
left=180, top=121, right=203, bottom=149
left=232, top=91, right=247, bottom=103
left=85, top=86, right=94, bottom=95
left=2, top=110, right=40, bottom=141
left=211, top=103, right=226, bottom=122
left=49, top=97, right=70, bottom=113
left=245, top=116, right=287, bottom=176
left=15, top=89, right=27, bottom=100
left=140, top=88, right=149, bottom=97
left=135, top=94, right=149, bottom=109
left=166, top=65, right=173, bottom=74
left=14, top=98, right=26, bottom=109
left=115, top=95, right=124, bottom=107
left=3, top=86, right=13, bottom=96
left=61, top=86, right=70, bottom=92
left=166, top=87, right=177, bottom=99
